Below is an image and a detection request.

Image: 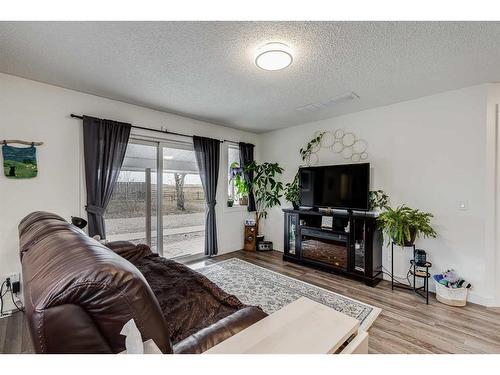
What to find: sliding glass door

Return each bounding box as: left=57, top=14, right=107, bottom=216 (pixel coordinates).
left=106, top=138, right=205, bottom=258
left=161, top=144, right=205, bottom=258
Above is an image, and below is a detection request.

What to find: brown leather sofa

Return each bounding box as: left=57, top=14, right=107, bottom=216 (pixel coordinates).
left=19, top=211, right=266, bottom=354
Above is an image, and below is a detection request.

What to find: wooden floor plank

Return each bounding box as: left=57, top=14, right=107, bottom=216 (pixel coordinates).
left=2, top=249, right=499, bottom=354
left=2, top=311, right=22, bottom=354
left=0, top=315, right=8, bottom=353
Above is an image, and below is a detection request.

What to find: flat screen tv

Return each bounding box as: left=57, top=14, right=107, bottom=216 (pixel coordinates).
left=299, top=163, right=370, bottom=210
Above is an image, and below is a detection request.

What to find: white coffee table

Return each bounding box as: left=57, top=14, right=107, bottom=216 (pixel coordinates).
left=204, top=297, right=368, bottom=354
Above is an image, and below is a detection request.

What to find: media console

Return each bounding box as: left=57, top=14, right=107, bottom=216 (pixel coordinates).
left=283, top=208, right=383, bottom=287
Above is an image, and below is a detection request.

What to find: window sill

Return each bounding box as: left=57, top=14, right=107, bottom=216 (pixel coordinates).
left=223, top=205, right=249, bottom=214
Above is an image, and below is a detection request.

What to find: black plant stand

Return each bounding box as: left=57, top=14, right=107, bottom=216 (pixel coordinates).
left=391, top=242, right=431, bottom=304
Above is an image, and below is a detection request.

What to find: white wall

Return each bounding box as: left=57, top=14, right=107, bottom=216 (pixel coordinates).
left=258, top=84, right=498, bottom=306
left=0, top=73, right=257, bottom=310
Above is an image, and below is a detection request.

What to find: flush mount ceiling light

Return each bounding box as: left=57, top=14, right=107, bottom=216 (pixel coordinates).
left=255, top=42, right=293, bottom=71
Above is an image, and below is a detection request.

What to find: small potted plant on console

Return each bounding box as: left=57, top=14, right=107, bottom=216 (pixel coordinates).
left=368, top=190, right=389, bottom=212
left=284, top=172, right=300, bottom=210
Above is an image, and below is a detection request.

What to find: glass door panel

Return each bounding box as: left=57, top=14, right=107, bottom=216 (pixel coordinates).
left=161, top=143, right=205, bottom=258
left=106, top=141, right=159, bottom=252
left=301, top=228, right=348, bottom=270
left=352, top=218, right=366, bottom=273
left=285, top=213, right=298, bottom=256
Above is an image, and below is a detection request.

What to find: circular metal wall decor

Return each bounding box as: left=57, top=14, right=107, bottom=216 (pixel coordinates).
left=302, top=129, right=369, bottom=165
left=334, top=129, right=345, bottom=139
left=320, top=131, right=335, bottom=148
left=331, top=130, right=369, bottom=162
left=342, top=147, right=354, bottom=159
left=331, top=141, right=343, bottom=153
left=352, top=139, right=367, bottom=154
left=342, top=132, right=356, bottom=147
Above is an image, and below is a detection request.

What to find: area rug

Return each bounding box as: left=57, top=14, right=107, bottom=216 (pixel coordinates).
left=197, top=258, right=381, bottom=330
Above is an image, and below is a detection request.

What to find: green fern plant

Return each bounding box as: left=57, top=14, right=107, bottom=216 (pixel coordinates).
left=377, top=205, right=437, bottom=246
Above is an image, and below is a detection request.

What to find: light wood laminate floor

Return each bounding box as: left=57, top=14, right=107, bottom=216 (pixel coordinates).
left=2, top=250, right=500, bottom=354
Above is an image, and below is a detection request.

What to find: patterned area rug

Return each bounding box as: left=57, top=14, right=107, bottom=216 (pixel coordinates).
left=197, top=258, right=381, bottom=330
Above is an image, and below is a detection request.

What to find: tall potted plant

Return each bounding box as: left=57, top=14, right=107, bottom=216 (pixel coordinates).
left=244, top=161, right=284, bottom=231
left=377, top=205, right=437, bottom=246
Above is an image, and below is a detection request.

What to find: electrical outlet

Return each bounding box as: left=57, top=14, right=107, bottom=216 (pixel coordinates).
left=3, top=273, right=19, bottom=288
left=7, top=273, right=19, bottom=284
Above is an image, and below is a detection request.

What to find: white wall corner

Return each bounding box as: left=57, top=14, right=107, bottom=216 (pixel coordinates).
left=486, top=84, right=500, bottom=306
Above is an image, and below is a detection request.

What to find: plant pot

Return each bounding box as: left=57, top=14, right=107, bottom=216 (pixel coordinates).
left=227, top=200, right=234, bottom=207
left=239, top=196, right=248, bottom=206
left=292, top=202, right=299, bottom=210
left=393, top=227, right=417, bottom=247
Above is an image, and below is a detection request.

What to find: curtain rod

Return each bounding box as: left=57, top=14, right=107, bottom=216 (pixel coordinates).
left=2, top=139, right=44, bottom=146
left=70, top=114, right=244, bottom=145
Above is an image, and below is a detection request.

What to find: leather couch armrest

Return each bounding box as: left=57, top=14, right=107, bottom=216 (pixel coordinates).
left=173, top=306, right=267, bottom=354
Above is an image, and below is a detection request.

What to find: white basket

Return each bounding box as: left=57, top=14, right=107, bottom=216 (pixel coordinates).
left=434, top=281, right=468, bottom=307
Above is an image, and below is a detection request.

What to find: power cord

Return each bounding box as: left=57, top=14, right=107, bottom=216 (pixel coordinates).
left=0, top=279, right=24, bottom=317
left=380, top=264, right=414, bottom=287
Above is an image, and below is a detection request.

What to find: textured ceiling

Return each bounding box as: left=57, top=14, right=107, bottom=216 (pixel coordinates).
left=1, top=21, right=500, bottom=133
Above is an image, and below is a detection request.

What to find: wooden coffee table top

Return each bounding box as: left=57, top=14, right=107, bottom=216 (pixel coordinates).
left=205, top=297, right=360, bottom=354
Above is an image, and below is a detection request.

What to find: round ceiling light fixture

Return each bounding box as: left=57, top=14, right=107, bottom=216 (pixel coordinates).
left=255, top=42, right=293, bottom=71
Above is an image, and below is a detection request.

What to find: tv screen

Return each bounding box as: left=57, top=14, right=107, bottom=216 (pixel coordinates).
left=299, top=163, right=370, bottom=210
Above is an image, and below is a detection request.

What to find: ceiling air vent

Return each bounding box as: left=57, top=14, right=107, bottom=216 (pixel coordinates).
left=296, top=92, right=360, bottom=113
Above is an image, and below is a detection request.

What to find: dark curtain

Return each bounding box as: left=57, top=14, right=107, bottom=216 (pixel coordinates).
left=239, top=142, right=256, bottom=212
left=193, top=136, right=220, bottom=256
left=83, top=115, right=131, bottom=238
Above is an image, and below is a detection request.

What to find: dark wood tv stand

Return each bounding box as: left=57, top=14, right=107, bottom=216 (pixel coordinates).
left=282, top=208, right=383, bottom=287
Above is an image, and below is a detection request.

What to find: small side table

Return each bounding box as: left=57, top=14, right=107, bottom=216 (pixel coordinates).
left=391, top=242, right=432, bottom=304
left=243, top=225, right=257, bottom=251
